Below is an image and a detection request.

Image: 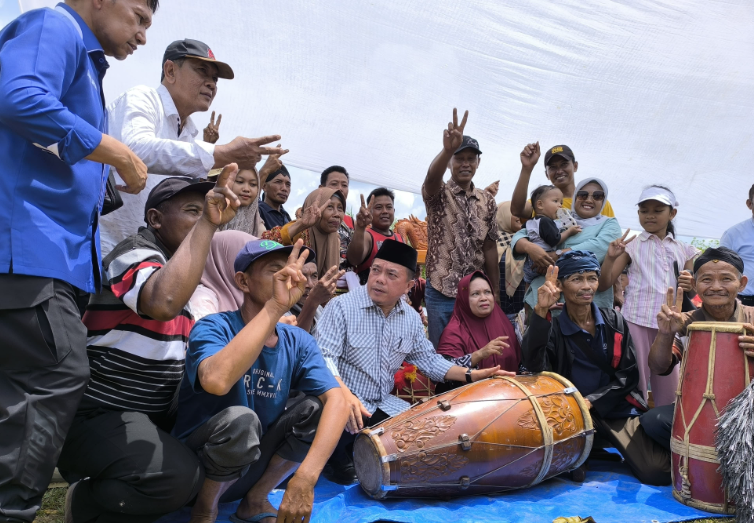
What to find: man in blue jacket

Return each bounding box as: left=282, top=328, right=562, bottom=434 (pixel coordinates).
left=0, top=1, right=155, bottom=521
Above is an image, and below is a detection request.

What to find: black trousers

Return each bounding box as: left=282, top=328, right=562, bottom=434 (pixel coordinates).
left=0, top=276, right=90, bottom=523
left=219, top=394, right=323, bottom=502
left=639, top=403, right=674, bottom=451
left=329, top=409, right=390, bottom=466
left=57, top=409, right=204, bottom=523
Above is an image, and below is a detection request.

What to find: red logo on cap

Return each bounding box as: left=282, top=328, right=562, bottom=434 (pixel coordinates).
left=208, top=49, right=215, bottom=60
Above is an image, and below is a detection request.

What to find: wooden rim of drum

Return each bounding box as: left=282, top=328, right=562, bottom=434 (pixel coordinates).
left=686, top=321, right=746, bottom=333
left=539, top=372, right=594, bottom=470
left=354, top=429, right=391, bottom=500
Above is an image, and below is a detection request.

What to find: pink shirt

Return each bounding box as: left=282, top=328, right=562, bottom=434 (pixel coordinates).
left=622, top=232, right=699, bottom=328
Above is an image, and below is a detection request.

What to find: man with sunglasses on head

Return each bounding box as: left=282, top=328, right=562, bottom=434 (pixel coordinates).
left=100, top=38, right=287, bottom=255
left=509, top=143, right=616, bottom=274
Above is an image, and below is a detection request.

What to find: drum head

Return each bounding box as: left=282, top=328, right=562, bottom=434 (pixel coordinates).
left=354, top=434, right=386, bottom=498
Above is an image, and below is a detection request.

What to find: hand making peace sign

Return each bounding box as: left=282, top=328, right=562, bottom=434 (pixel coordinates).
left=443, top=108, right=469, bottom=154
left=203, top=163, right=241, bottom=227
left=259, top=144, right=288, bottom=179
left=355, top=193, right=374, bottom=229
left=656, top=287, right=685, bottom=335
left=270, top=239, right=311, bottom=311
left=606, top=229, right=636, bottom=260
left=203, top=111, right=222, bottom=144
left=298, top=194, right=331, bottom=229
left=535, top=265, right=561, bottom=315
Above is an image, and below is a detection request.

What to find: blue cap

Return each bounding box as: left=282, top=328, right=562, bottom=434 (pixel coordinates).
left=233, top=239, right=316, bottom=273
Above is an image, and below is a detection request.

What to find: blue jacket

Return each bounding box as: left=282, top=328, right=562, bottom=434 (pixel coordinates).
left=0, top=4, right=109, bottom=292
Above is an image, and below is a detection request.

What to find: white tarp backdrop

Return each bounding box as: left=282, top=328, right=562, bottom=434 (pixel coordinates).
left=19, top=0, right=754, bottom=238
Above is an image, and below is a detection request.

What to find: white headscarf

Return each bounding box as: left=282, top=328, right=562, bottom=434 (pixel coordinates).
left=572, top=177, right=608, bottom=228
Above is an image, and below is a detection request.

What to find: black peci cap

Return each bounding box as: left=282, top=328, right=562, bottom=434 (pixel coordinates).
left=374, top=240, right=418, bottom=273
left=163, top=39, right=234, bottom=79
left=143, top=177, right=215, bottom=222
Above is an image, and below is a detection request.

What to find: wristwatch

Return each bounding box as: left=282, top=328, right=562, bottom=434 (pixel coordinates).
left=465, top=368, right=473, bottom=384
left=556, top=249, right=563, bottom=256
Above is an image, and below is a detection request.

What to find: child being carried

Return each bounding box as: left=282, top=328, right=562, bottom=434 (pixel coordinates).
left=524, top=185, right=582, bottom=282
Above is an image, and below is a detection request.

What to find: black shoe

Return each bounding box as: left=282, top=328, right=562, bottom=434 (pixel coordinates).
left=569, top=464, right=587, bottom=483
left=322, top=462, right=358, bottom=485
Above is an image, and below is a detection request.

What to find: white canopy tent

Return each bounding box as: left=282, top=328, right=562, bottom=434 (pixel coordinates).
left=19, top=0, right=754, bottom=238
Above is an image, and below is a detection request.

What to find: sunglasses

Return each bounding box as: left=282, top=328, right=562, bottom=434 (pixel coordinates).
left=575, top=190, right=605, bottom=201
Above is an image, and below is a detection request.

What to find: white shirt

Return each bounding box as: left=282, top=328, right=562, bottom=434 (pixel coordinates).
left=720, top=217, right=754, bottom=296
left=99, top=84, right=216, bottom=254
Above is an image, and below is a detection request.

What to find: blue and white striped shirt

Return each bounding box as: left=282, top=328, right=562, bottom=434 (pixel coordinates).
left=316, top=285, right=453, bottom=416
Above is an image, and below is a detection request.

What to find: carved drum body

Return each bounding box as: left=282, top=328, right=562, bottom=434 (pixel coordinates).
left=354, top=373, right=593, bottom=499
left=671, top=322, right=752, bottom=514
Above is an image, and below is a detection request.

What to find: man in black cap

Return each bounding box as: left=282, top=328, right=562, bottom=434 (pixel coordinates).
left=642, top=247, right=754, bottom=450
left=509, top=143, right=617, bottom=273
left=101, top=38, right=288, bottom=254
left=259, top=165, right=293, bottom=229
left=422, top=108, right=499, bottom=348
left=57, top=165, right=241, bottom=523
left=316, top=240, right=514, bottom=484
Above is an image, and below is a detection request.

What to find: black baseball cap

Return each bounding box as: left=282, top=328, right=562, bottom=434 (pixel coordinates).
left=143, top=177, right=215, bottom=222
left=454, top=135, right=482, bottom=155
left=234, top=239, right=316, bottom=273
left=163, top=39, right=234, bottom=80
left=544, top=145, right=575, bottom=165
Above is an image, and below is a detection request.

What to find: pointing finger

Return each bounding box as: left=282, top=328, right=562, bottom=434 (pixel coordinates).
left=360, top=194, right=366, bottom=209
left=215, top=113, right=222, bottom=128
left=287, top=238, right=304, bottom=266
left=666, top=288, right=675, bottom=308
left=675, top=287, right=683, bottom=310
left=621, top=229, right=631, bottom=242
left=250, top=134, right=282, bottom=146
left=452, top=108, right=458, bottom=128
left=258, top=146, right=289, bottom=156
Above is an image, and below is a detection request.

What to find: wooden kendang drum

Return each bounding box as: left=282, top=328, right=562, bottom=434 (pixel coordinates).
left=671, top=322, right=753, bottom=514
left=354, top=373, right=594, bottom=499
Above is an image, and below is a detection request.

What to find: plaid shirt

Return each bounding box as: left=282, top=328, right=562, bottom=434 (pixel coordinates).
left=316, top=285, right=453, bottom=415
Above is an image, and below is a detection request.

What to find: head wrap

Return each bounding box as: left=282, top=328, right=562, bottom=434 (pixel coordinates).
left=572, top=178, right=608, bottom=227
left=637, top=185, right=679, bottom=208
left=220, top=169, right=266, bottom=237
left=436, top=272, right=521, bottom=372
left=555, top=250, right=601, bottom=279
left=374, top=240, right=418, bottom=273
left=265, top=164, right=290, bottom=183
left=201, top=230, right=255, bottom=312
left=302, top=187, right=344, bottom=278
left=693, top=246, right=744, bottom=275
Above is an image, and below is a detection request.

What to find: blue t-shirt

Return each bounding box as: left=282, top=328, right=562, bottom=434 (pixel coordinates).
left=172, top=310, right=339, bottom=441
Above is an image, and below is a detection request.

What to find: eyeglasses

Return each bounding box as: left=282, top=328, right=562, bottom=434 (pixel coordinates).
left=575, top=190, right=605, bottom=201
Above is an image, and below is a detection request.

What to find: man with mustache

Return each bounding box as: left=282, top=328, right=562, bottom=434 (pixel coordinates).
left=641, top=247, right=754, bottom=449
left=100, top=38, right=287, bottom=254
left=522, top=250, right=671, bottom=485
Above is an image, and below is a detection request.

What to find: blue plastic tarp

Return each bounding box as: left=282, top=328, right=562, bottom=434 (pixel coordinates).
left=158, top=458, right=731, bottom=523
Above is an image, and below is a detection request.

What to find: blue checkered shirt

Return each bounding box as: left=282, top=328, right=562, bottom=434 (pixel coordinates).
left=316, top=285, right=453, bottom=416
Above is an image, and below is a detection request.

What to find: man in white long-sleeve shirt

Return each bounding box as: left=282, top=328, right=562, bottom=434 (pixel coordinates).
left=101, top=38, right=286, bottom=253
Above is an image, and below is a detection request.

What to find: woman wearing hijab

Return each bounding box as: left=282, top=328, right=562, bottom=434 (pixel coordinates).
left=262, top=187, right=345, bottom=278
left=189, top=230, right=255, bottom=321
left=496, top=201, right=526, bottom=317
left=219, top=168, right=266, bottom=237
left=511, top=177, right=622, bottom=312
left=436, top=271, right=521, bottom=392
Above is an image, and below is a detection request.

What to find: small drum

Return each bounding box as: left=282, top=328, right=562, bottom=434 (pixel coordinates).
left=354, top=372, right=593, bottom=499
left=671, top=322, right=753, bottom=514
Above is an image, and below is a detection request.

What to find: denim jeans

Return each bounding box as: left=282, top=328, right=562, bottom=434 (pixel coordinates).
left=425, top=282, right=457, bottom=348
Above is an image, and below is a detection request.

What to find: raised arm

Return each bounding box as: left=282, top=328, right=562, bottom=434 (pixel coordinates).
left=423, top=108, right=467, bottom=199
left=483, top=237, right=501, bottom=303
left=138, top=164, right=240, bottom=320
left=197, top=241, right=310, bottom=395
left=346, top=194, right=375, bottom=267
left=296, top=266, right=344, bottom=333
left=597, top=230, right=634, bottom=292
left=510, top=142, right=540, bottom=220
left=522, top=266, right=561, bottom=371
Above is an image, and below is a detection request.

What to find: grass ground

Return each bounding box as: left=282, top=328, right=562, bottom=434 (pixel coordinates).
left=36, top=486, right=734, bottom=523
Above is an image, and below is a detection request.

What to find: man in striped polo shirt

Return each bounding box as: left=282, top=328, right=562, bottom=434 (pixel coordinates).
left=57, top=166, right=241, bottom=523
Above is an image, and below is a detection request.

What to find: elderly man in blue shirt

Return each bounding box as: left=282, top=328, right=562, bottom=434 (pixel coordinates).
left=0, top=1, right=155, bottom=520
